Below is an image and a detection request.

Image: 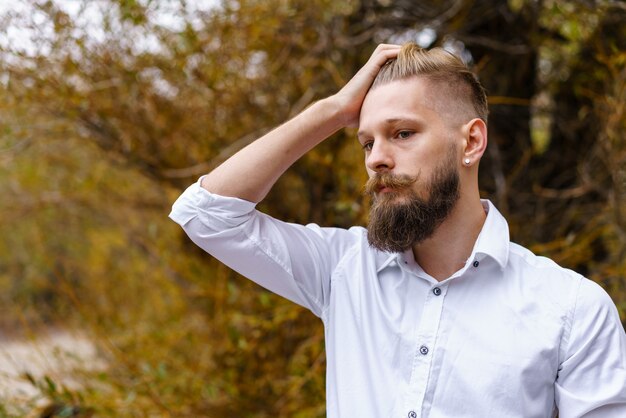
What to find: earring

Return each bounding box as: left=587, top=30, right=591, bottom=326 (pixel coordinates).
left=464, top=158, right=471, bottom=165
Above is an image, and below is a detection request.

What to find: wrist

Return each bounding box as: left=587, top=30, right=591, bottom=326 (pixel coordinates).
left=317, top=95, right=351, bottom=131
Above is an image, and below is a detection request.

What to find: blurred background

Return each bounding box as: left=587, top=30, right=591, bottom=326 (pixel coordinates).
left=0, top=0, right=624, bottom=416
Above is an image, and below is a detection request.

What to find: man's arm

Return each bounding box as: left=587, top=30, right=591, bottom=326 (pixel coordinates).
left=555, top=278, right=626, bottom=417
left=200, top=44, right=400, bottom=203
left=170, top=45, right=401, bottom=314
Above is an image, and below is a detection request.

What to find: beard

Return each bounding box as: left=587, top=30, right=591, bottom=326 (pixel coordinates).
left=364, top=153, right=460, bottom=253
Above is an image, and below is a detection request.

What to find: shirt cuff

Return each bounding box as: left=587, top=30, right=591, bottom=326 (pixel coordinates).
left=169, top=176, right=257, bottom=228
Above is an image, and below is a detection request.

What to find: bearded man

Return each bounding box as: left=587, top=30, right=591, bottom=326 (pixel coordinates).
left=170, top=43, right=626, bottom=417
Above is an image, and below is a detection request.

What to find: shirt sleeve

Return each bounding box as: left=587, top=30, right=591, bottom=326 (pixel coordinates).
left=168, top=178, right=361, bottom=317
left=555, top=277, right=626, bottom=417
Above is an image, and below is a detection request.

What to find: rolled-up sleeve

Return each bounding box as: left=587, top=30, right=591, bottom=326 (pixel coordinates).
left=555, top=278, right=626, bottom=417
left=169, top=178, right=359, bottom=317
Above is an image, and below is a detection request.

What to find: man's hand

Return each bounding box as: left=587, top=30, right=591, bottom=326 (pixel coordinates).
left=201, top=43, right=401, bottom=202
left=332, top=44, right=401, bottom=128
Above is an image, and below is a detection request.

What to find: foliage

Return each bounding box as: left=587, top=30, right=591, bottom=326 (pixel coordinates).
left=0, top=0, right=624, bottom=415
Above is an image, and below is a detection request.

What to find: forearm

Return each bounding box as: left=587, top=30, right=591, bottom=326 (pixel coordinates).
left=201, top=44, right=400, bottom=202
left=201, top=97, right=345, bottom=203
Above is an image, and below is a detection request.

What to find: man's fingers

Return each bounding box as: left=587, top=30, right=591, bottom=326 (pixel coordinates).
left=331, top=43, right=402, bottom=127
left=370, top=44, right=401, bottom=61
left=373, top=43, right=401, bottom=51
left=363, top=44, right=401, bottom=74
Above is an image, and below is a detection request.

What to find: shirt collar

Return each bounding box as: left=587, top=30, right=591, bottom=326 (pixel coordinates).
left=376, top=199, right=510, bottom=273
left=472, top=199, right=510, bottom=269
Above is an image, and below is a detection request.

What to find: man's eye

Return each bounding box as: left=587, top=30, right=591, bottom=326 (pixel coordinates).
left=362, top=142, right=373, bottom=151
left=397, top=131, right=412, bottom=139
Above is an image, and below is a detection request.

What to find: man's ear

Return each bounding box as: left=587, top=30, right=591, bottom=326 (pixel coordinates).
left=462, top=118, right=487, bottom=164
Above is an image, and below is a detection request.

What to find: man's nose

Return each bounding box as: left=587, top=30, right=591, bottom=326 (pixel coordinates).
left=366, top=140, right=395, bottom=173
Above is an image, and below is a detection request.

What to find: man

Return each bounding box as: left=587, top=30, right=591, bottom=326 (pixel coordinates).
left=170, top=43, right=626, bottom=417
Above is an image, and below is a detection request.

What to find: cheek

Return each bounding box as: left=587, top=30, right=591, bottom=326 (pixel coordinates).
left=398, top=154, right=424, bottom=175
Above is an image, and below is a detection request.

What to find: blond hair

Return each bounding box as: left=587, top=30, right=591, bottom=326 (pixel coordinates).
left=371, top=43, right=488, bottom=122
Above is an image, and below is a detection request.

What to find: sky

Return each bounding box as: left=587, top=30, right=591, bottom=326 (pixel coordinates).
left=0, top=0, right=218, bottom=54
left=0, top=0, right=471, bottom=67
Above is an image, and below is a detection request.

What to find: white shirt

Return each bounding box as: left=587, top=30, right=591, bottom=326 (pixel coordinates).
left=169, top=178, right=626, bottom=418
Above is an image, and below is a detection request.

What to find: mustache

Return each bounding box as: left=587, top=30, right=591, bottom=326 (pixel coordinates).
left=364, top=173, right=418, bottom=196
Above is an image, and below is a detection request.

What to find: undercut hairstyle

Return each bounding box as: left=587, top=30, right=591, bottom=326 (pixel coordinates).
left=371, top=43, right=488, bottom=123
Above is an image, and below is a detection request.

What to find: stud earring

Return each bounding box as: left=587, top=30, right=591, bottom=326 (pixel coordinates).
left=464, top=158, right=471, bottom=165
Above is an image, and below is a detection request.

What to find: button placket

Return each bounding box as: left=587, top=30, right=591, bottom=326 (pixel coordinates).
left=402, top=282, right=447, bottom=415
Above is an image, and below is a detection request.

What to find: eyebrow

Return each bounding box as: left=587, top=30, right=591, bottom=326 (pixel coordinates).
left=357, top=117, right=425, bottom=139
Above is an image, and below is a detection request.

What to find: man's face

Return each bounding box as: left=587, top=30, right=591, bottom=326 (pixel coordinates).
left=357, top=77, right=463, bottom=252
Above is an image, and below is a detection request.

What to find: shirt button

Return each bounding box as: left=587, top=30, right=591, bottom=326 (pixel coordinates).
left=432, top=287, right=442, bottom=296
left=419, top=345, right=429, bottom=355
left=408, top=411, right=417, bottom=418
left=473, top=260, right=480, bottom=267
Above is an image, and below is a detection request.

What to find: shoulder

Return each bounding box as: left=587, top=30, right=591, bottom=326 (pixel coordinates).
left=507, top=241, right=618, bottom=323
left=509, top=242, right=574, bottom=273
left=503, top=242, right=590, bottom=318
left=507, top=242, right=582, bottom=288
left=298, top=223, right=371, bottom=262
left=507, top=243, right=612, bottom=302
left=301, top=223, right=368, bottom=251
left=303, top=224, right=395, bottom=274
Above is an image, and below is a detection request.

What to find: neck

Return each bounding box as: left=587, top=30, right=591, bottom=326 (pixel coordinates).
left=412, top=194, right=486, bottom=281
